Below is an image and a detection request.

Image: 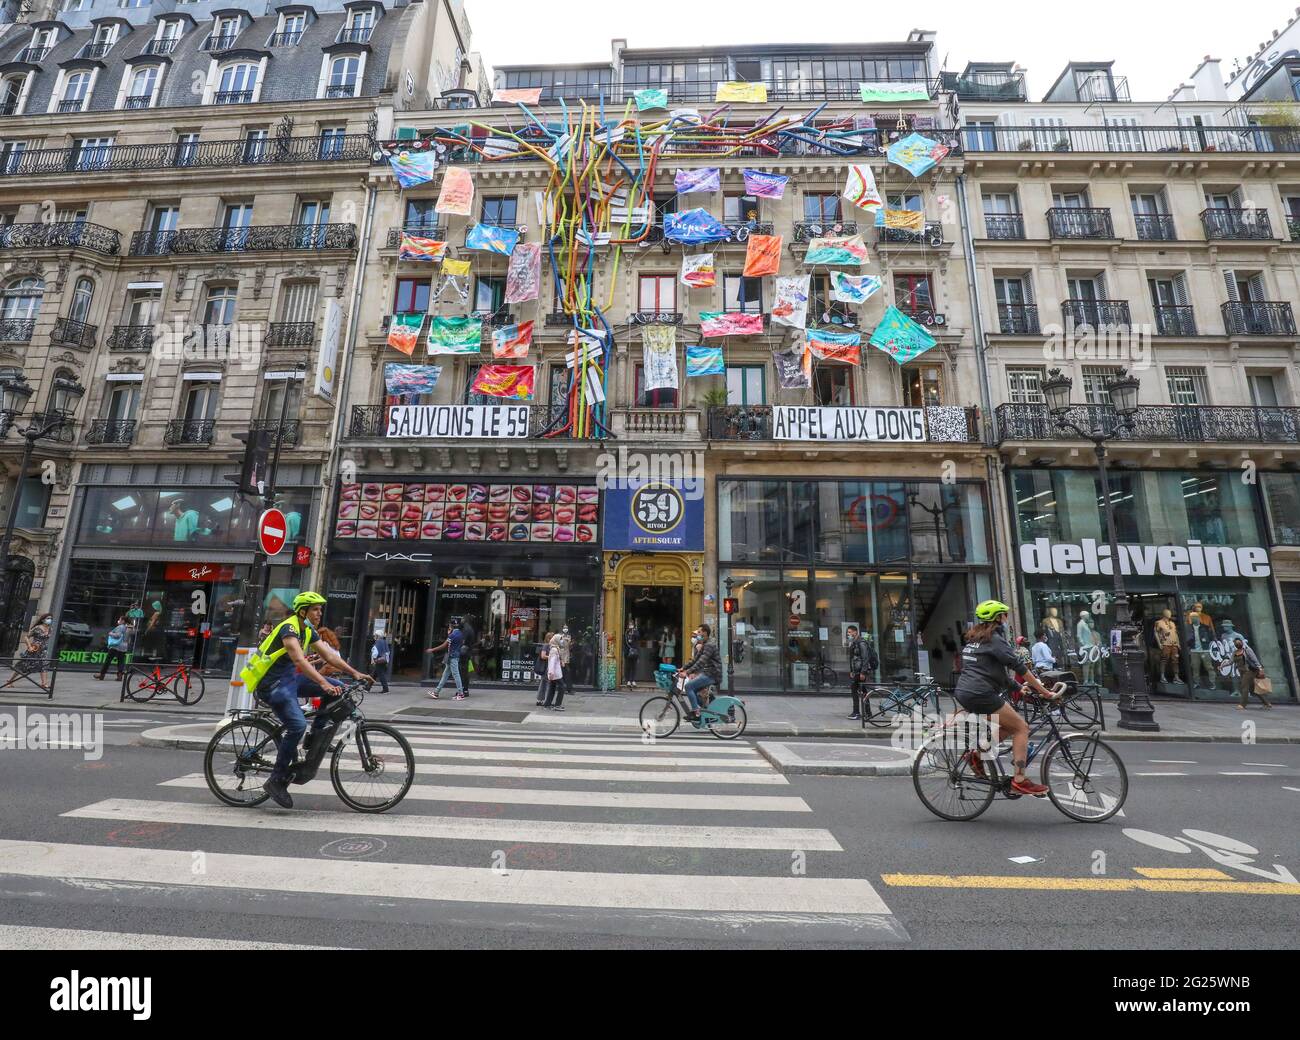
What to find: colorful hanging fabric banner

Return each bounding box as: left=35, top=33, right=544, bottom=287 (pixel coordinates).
left=715, top=82, right=768, bottom=103
left=642, top=325, right=679, bottom=391
left=869, top=305, right=938, bottom=365
left=435, top=166, right=475, bottom=216
left=492, top=87, right=543, bottom=105
left=686, top=345, right=724, bottom=377
left=384, top=363, right=441, bottom=396
left=770, top=275, right=811, bottom=329
left=388, top=150, right=439, bottom=189
left=887, top=132, right=951, bottom=177
left=884, top=209, right=926, bottom=232
left=803, top=235, right=870, bottom=266
left=807, top=326, right=863, bottom=365
left=831, top=271, right=882, bottom=305
left=663, top=208, right=731, bottom=244
left=681, top=253, right=716, bottom=288
left=441, top=257, right=471, bottom=277
left=742, top=169, right=789, bottom=199
left=773, top=342, right=812, bottom=389
left=634, top=88, right=669, bottom=111
left=427, top=315, right=483, bottom=355
left=505, top=242, right=542, bottom=303
left=843, top=163, right=883, bottom=212
left=674, top=168, right=721, bottom=194
left=492, top=320, right=534, bottom=359
left=471, top=364, right=535, bottom=400
left=859, top=82, right=930, bottom=103
left=387, top=313, right=424, bottom=356
left=398, top=233, right=447, bottom=262
left=742, top=234, right=782, bottom=278
left=700, top=312, right=763, bottom=337
left=465, top=223, right=520, bottom=256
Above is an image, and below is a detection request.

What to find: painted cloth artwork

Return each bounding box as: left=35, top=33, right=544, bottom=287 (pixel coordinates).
left=398, top=233, right=447, bottom=262
left=770, top=275, right=811, bottom=330
left=807, top=326, right=863, bottom=365
left=387, top=313, right=424, bottom=356
left=492, top=320, right=534, bottom=358
left=505, top=242, right=542, bottom=303
left=681, top=253, right=716, bottom=288
left=831, top=271, right=882, bottom=305
left=435, top=166, right=475, bottom=216
left=674, top=168, right=721, bottom=194
left=887, top=133, right=951, bottom=177
left=773, top=342, right=812, bottom=389
left=685, top=345, right=724, bottom=377
left=465, top=223, right=520, bottom=256
left=715, top=82, right=768, bottom=103
left=471, top=364, right=536, bottom=400
left=492, top=87, right=543, bottom=105
left=700, top=312, right=764, bottom=337
left=742, top=169, right=789, bottom=199
left=642, top=325, right=678, bottom=391
left=842, top=163, right=883, bottom=212
left=384, top=363, right=441, bottom=396
left=427, top=315, right=483, bottom=354
left=663, top=208, right=732, bottom=244
left=634, top=88, right=669, bottom=111
left=441, top=258, right=471, bottom=277
left=742, top=234, right=782, bottom=278
left=869, top=305, right=938, bottom=365
left=803, top=235, right=870, bottom=266
left=884, top=209, right=926, bottom=232
left=860, top=82, right=930, bottom=103
left=434, top=273, right=469, bottom=305
left=388, top=150, right=439, bottom=189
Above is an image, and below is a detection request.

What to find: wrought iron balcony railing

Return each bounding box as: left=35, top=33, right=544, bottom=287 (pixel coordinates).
left=213, top=90, right=254, bottom=105
left=1134, top=213, right=1176, bottom=241
left=266, top=322, right=315, bottom=347
left=792, top=221, right=859, bottom=243
left=1222, top=301, right=1296, bottom=336
left=266, top=32, right=303, bottom=47
left=708, top=405, right=981, bottom=443
left=471, top=310, right=514, bottom=328
left=719, top=221, right=775, bottom=243
left=164, top=419, right=216, bottom=446
left=1153, top=305, right=1198, bottom=336
left=130, top=223, right=357, bottom=255
left=203, top=34, right=240, bottom=52
left=1201, top=208, right=1273, bottom=241
left=52, top=316, right=97, bottom=348
left=996, top=303, right=1040, bottom=335
left=56, top=99, right=86, bottom=113
left=1289, top=216, right=1300, bottom=241
left=387, top=224, right=447, bottom=247
left=79, top=41, right=113, bottom=59
left=337, top=27, right=373, bottom=43
left=997, top=403, right=1300, bottom=444
left=0, top=318, right=35, bottom=343
left=325, top=84, right=358, bottom=99
left=1063, top=299, right=1131, bottom=327
left=631, top=312, right=683, bottom=326
left=142, top=38, right=179, bottom=56
left=0, top=221, right=121, bottom=255
left=983, top=214, right=1025, bottom=240
left=1047, top=207, right=1114, bottom=239
left=16, top=46, right=50, bottom=63
left=250, top=419, right=301, bottom=446
left=880, top=220, right=943, bottom=247
left=86, top=419, right=137, bottom=446
left=122, top=95, right=153, bottom=110
left=939, top=70, right=1028, bottom=101
left=108, top=325, right=155, bottom=352
left=961, top=124, right=1300, bottom=155
left=545, top=312, right=572, bottom=327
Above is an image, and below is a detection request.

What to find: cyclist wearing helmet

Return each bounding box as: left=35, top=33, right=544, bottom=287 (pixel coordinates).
left=246, top=591, right=371, bottom=809
left=954, top=601, right=1059, bottom=798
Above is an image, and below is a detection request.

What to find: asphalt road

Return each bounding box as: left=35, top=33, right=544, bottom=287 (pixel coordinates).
left=0, top=711, right=1295, bottom=949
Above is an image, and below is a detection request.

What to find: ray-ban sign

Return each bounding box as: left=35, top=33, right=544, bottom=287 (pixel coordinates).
left=386, top=405, right=531, bottom=439
left=773, top=406, right=927, bottom=442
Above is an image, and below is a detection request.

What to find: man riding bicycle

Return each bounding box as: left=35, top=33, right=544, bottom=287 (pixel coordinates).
left=954, top=601, right=1060, bottom=798
left=240, top=591, right=372, bottom=809
left=679, top=624, right=722, bottom=722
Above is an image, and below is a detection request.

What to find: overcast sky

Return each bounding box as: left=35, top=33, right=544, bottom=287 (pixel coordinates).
left=466, top=0, right=1295, bottom=101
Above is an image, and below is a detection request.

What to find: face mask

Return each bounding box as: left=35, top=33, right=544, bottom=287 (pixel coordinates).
left=562, top=628, right=569, bottom=635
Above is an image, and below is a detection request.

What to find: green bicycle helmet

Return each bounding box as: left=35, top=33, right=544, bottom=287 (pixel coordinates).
left=975, top=600, right=1012, bottom=622
left=292, top=591, right=328, bottom=612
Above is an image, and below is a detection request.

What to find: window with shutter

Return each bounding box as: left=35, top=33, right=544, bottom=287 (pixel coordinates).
left=278, top=282, right=318, bottom=323
left=1007, top=367, right=1046, bottom=404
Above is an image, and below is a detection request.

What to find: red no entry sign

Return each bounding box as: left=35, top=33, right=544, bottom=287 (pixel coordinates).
left=258, top=508, right=288, bottom=556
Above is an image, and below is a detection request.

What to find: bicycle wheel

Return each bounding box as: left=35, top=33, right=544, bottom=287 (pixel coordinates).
left=818, top=667, right=838, bottom=689
left=331, top=722, right=415, bottom=813
left=865, top=688, right=904, bottom=729
left=706, top=701, right=747, bottom=741
left=204, top=717, right=279, bottom=807
left=1041, top=734, right=1128, bottom=823
left=171, top=669, right=206, bottom=706
left=912, top=732, right=996, bottom=822
left=638, top=696, right=680, bottom=738
left=127, top=671, right=161, bottom=702
left=1056, top=688, right=1102, bottom=729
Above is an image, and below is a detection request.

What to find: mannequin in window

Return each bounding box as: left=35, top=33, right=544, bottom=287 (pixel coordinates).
left=1041, top=606, right=1066, bottom=662
left=1154, top=608, right=1182, bottom=684
left=168, top=500, right=201, bottom=542
left=1076, top=610, right=1098, bottom=684
left=1186, top=608, right=1216, bottom=689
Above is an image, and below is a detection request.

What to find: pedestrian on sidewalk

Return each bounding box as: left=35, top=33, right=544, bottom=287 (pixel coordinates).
left=1232, top=638, right=1273, bottom=710
left=457, top=615, right=476, bottom=698
left=534, top=632, right=553, bottom=706
left=96, top=615, right=134, bottom=681
left=370, top=630, right=391, bottom=693
left=623, top=620, right=640, bottom=688
left=1, top=612, right=53, bottom=690
left=425, top=621, right=465, bottom=700
left=845, top=624, right=878, bottom=720
left=543, top=631, right=566, bottom=711
left=555, top=625, right=573, bottom=699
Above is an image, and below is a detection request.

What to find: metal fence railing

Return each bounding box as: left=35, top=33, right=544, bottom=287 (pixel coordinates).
left=0, top=655, right=57, bottom=698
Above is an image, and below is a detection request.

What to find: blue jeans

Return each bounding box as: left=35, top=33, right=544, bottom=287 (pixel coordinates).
left=434, top=653, right=463, bottom=694
left=683, top=674, right=714, bottom=712
left=264, top=673, right=342, bottom=782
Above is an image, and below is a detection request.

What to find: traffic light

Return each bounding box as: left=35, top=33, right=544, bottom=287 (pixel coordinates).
left=226, top=428, right=274, bottom=498
left=723, top=598, right=738, bottom=615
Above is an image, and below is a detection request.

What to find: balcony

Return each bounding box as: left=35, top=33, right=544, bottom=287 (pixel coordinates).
left=983, top=214, right=1025, bottom=240
left=267, top=32, right=303, bottom=47
left=108, top=325, right=155, bottom=352
left=609, top=408, right=701, bottom=440
left=1201, top=208, right=1273, bottom=241
left=0, top=318, right=35, bottom=343
left=203, top=34, right=240, bottom=52
left=996, top=303, right=1040, bottom=335
left=130, top=223, right=358, bottom=255
left=250, top=419, right=301, bottom=447
left=940, top=70, right=1028, bottom=102
left=720, top=221, right=775, bottom=244
left=51, top=317, right=97, bottom=348
left=963, top=124, right=1300, bottom=155
left=471, top=310, right=514, bottom=328
left=1064, top=299, right=1131, bottom=328
left=1289, top=217, right=1300, bottom=241
left=79, top=41, right=113, bottom=59
left=707, top=405, right=980, bottom=443
left=16, top=47, right=50, bottom=63
left=325, top=84, right=358, bottom=99
left=56, top=99, right=86, bottom=113
left=880, top=221, right=943, bottom=247
left=123, top=95, right=153, bottom=110
left=213, top=90, right=254, bottom=105
left=1153, top=305, right=1197, bottom=337
left=0, top=221, right=121, bottom=256
left=164, top=419, right=216, bottom=446
left=142, top=38, right=179, bottom=56
left=630, top=311, right=683, bottom=326
left=792, top=221, right=859, bottom=243
left=337, top=27, right=373, bottom=43
left=1222, top=301, right=1296, bottom=336
left=387, top=224, right=446, bottom=248
left=1134, top=214, right=1176, bottom=241
left=997, top=403, right=1300, bottom=444
left=86, top=419, right=137, bottom=446
left=1047, top=208, right=1114, bottom=240
left=267, top=322, right=315, bottom=347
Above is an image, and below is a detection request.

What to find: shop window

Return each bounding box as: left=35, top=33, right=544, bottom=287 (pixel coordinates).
left=908, top=484, right=990, bottom=565
left=1011, top=470, right=1061, bottom=543
left=1264, top=473, right=1300, bottom=546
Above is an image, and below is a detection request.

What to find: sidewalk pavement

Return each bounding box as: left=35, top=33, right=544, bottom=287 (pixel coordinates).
left=5, top=671, right=1299, bottom=743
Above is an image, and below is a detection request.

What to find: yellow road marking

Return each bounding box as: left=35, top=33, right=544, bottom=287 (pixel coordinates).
left=1134, top=867, right=1233, bottom=880
left=881, top=874, right=1300, bottom=896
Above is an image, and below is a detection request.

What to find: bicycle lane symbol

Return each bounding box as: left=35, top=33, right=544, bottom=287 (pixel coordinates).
left=1123, top=828, right=1297, bottom=884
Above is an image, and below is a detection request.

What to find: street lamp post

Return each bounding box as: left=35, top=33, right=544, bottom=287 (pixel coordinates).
left=0, top=370, right=85, bottom=651
left=1041, top=367, right=1159, bottom=731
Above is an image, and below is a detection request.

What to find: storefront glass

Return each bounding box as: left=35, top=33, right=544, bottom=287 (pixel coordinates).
left=79, top=486, right=312, bottom=549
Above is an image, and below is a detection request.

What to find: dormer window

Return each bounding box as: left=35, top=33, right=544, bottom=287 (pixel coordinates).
left=325, top=55, right=360, bottom=98
left=271, top=11, right=306, bottom=47
left=1, top=74, right=28, bottom=116
left=58, top=71, right=92, bottom=113
left=213, top=62, right=258, bottom=104
left=22, top=29, right=55, bottom=63
left=82, top=24, right=118, bottom=59
left=146, top=22, right=183, bottom=56
left=206, top=16, right=242, bottom=52
left=340, top=8, right=375, bottom=44
left=124, top=65, right=161, bottom=109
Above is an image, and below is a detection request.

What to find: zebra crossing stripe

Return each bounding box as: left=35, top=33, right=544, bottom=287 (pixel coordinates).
left=395, top=734, right=760, bottom=756
left=0, top=924, right=344, bottom=951
left=172, top=763, right=789, bottom=785
left=396, top=748, right=773, bottom=768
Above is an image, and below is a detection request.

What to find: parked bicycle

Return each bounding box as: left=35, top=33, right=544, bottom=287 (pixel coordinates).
left=203, top=678, right=414, bottom=813
left=639, top=665, right=748, bottom=740
left=1012, top=674, right=1105, bottom=730
left=861, top=673, right=945, bottom=730
left=126, top=661, right=205, bottom=705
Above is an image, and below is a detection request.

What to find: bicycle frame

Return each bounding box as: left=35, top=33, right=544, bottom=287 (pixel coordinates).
left=861, top=682, right=943, bottom=726
left=232, top=686, right=363, bottom=784
left=945, top=703, right=1094, bottom=794
left=669, top=685, right=743, bottom=728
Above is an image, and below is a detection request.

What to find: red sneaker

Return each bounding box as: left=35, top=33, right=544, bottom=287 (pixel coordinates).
left=962, top=750, right=986, bottom=779
left=1010, top=776, right=1049, bottom=798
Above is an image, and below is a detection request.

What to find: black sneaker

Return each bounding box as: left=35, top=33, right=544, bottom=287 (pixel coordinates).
left=848, top=714, right=861, bottom=721
left=263, top=778, right=293, bottom=809
left=553, top=705, right=566, bottom=712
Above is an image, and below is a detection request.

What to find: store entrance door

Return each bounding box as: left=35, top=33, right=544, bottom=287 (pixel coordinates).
left=365, top=578, right=430, bottom=678
left=1128, top=592, right=1184, bottom=691
left=623, top=585, right=683, bottom=684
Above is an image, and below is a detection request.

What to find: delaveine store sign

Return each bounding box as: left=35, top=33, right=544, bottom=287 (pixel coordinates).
left=1019, top=538, right=1272, bottom=579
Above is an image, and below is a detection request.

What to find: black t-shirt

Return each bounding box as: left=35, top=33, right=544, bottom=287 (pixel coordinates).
left=954, top=632, right=1025, bottom=701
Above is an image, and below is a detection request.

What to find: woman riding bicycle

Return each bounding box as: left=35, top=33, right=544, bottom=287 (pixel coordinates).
left=954, top=601, right=1059, bottom=798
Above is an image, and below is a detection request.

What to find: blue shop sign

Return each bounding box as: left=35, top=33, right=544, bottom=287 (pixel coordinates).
left=603, top=481, right=704, bottom=552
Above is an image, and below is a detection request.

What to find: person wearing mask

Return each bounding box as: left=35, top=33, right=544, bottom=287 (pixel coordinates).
left=1232, top=637, right=1273, bottom=711
left=458, top=615, right=477, bottom=698
left=1030, top=628, right=1056, bottom=672
left=370, top=629, right=391, bottom=694
left=535, top=632, right=554, bottom=706
left=96, top=615, right=134, bottom=681
left=623, top=620, right=640, bottom=688
left=679, top=624, right=722, bottom=721
left=543, top=629, right=567, bottom=710
left=555, top=624, right=573, bottom=697
left=425, top=621, right=465, bottom=700
left=2, top=612, right=53, bottom=690
left=845, top=624, right=879, bottom=721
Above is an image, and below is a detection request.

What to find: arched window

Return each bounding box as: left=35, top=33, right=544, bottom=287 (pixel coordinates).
left=1, top=277, right=43, bottom=319
left=69, top=277, right=95, bottom=324
left=327, top=56, right=359, bottom=97
left=127, top=66, right=159, bottom=107
left=60, top=71, right=91, bottom=111
left=215, top=63, right=258, bottom=104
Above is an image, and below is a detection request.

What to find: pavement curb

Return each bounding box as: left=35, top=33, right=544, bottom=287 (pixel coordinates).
left=756, top=741, right=915, bottom=777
